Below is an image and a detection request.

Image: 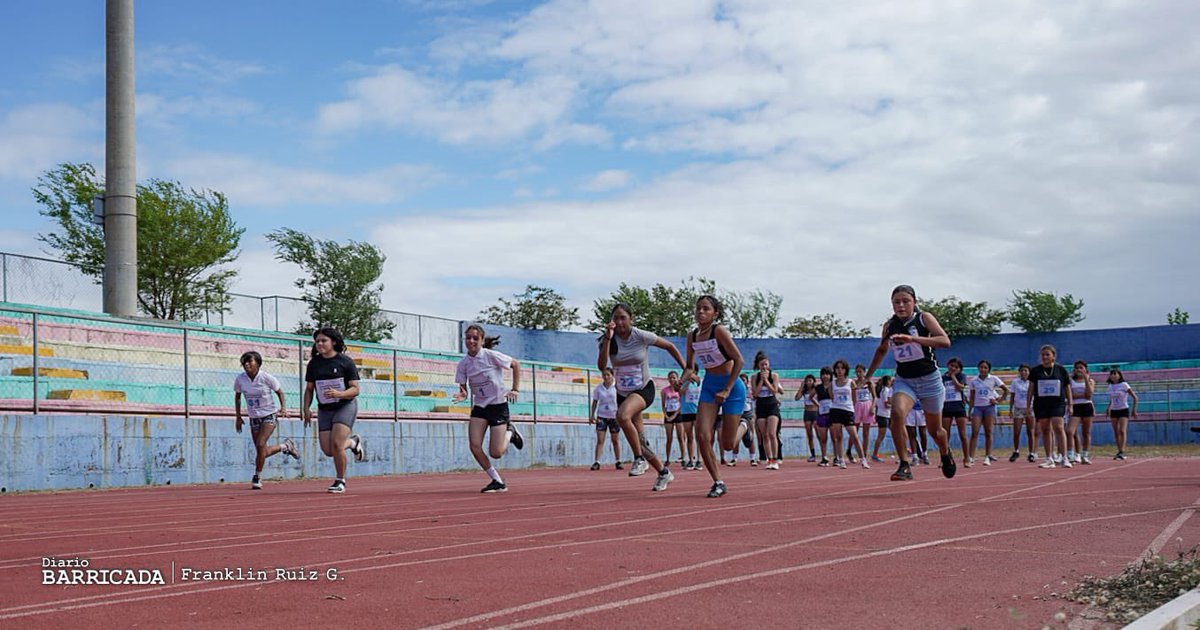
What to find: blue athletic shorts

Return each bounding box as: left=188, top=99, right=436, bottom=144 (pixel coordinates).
left=892, top=371, right=945, bottom=414
left=699, top=372, right=747, bottom=416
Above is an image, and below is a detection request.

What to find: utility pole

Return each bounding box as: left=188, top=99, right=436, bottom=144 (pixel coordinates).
left=104, top=0, right=138, bottom=316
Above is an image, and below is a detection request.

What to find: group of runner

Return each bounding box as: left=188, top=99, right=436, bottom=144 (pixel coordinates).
left=232, top=284, right=1141, bottom=495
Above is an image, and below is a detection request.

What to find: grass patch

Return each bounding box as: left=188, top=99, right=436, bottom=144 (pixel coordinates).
left=1066, top=546, right=1200, bottom=624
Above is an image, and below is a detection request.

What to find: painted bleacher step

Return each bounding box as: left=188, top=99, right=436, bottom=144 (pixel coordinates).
left=0, top=343, right=54, bottom=357
left=47, top=389, right=127, bottom=401
left=11, top=367, right=89, bottom=379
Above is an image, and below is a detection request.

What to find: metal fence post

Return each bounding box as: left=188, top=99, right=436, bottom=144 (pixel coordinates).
left=275, top=297, right=281, bottom=333
left=531, top=363, right=538, bottom=424
left=585, top=368, right=592, bottom=421
left=297, top=340, right=305, bottom=423
left=392, top=349, right=399, bottom=423
left=418, top=316, right=424, bottom=351
left=1166, top=384, right=1173, bottom=422
left=183, top=328, right=190, bottom=420
left=31, top=313, right=39, bottom=414
left=2, top=253, right=7, bottom=302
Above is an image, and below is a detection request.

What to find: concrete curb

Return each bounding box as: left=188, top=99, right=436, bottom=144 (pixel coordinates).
left=1125, top=588, right=1200, bottom=630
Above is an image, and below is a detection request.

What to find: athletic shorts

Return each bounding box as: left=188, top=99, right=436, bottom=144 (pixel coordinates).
left=972, top=405, right=997, bottom=420
left=1033, top=402, right=1066, bottom=420
left=678, top=413, right=697, bottom=423
left=942, top=401, right=966, bottom=417
left=595, top=416, right=620, bottom=433
left=662, top=413, right=680, bottom=424
left=617, top=381, right=656, bottom=408
left=803, top=409, right=817, bottom=423
left=816, top=413, right=831, bottom=428
left=1071, top=403, right=1095, bottom=418
left=905, top=410, right=926, bottom=428
left=741, top=410, right=754, bottom=426
left=1109, top=408, right=1130, bottom=419
left=471, top=402, right=511, bottom=427
left=699, top=372, right=747, bottom=415
left=893, top=371, right=945, bottom=413
left=1012, top=407, right=1031, bottom=421
left=829, top=408, right=855, bottom=426
left=317, top=400, right=357, bottom=431
left=249, top=413, right=277, bottom=433
left=755, top=397, right=781, bottom=419
left=876, top=415, right=890, bottom=428
left=854, top=401, right=874, bottom=425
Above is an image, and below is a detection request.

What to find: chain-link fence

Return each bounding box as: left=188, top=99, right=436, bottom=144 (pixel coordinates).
left=0, top=251, right=461, bottom=353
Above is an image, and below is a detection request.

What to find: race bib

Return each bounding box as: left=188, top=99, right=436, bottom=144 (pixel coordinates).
left=759, top=386, right=771, bottom=398
left=685, top=386, right=701, bottom=404
left=855, top=389, right=871, bottom=403
left=693, top=338, right=725, bottom=368
left=246, top=392, right=270, bottom=411
left=470, top=376, right=498, bottom=405
left=315, top=378, right=344, bottom=405
left=665, top=396, right=681, bottom=412
left=945, top=387, right=961, bottom=402
left=818, top=399, right=832, bottom=415
left=976, top=387, right=994, bottom=405
left=1037, top=379, right=1061, bottom=397
left=614, top=365, right=643, bottom=391
left=891, top=341, right=923, bottom=363
left=834, top=390, right=851, bottom=405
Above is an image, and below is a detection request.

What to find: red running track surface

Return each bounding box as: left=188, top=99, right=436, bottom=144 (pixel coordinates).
left=1, top=456, right=1198, bottom=629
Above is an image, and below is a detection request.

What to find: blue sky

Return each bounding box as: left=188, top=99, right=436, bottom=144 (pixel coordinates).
left=1, top=1, right=1197, bottom=332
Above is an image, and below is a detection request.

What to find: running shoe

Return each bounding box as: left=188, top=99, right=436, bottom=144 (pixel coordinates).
left=652, top=469, right=674, bottom=492
left=940, top=453, right=957, bottom=479
left=508, top=424, right=524, bottom=450
left=964, top=457, right=973, bottom=468
left=807, top=454, right=818, bottom=463
left=327, top=479, right=346, bottom=493
left=724, top=460, right=736, bottom=467
left=251, top=475, right=262, bottom=490
left=282, top=438, right=301, bottom=461
left=1071, top=453, right=1081, bottom=464
left=1081, top=454, right=1092, bottom=465
left=920, top=454, right=930, bottom=466
left=629, top=457, right=649, bottom=476
left=987, top=455, right=999, bottom=463
left=871, top=455, right=885, bottom=463
left=890, top=462, right=913, bottom=481
left=1008, top=451, right=1020, bottom=463
left=837, top=458, right=847, bottom=470
left=819, top=458, right=830, bottom=467
left=751, top=459, right=758, bottom=467
left=1062, top=459, right=1073, bottom=469
left=349, top=434, right=365, bottom=462
left=1039, top=459, right=1056, bottom=469
left=982, top=458, right=991, bottom=467
left=706, top=481, right=727, bottom=498
left=1115, top=451, right=1126, bottom=461
left=861, top=459, right=870, bottom=470
left=615, top=461, right=624, bottom=470
left=590, top=462, right=601, bottom=471
left=481, top=479, right=507, bottom=493
left=1028, top=453, right=1037, bottom=463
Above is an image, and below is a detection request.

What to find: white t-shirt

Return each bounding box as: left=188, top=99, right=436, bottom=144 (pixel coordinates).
left=1070, top=379, right=1093, bottom=404
left=831, top=380, right=854, bottom=412
left=234, top=371, right=282, bottom=418
left=1107, top=382, right=1132, bottom=410
left=455, top=348, right=514, bottom=408
left=608, top=327, right=660, bottom=393
left=591, top=383, right=618, bottom=419
left=875, top=387, right=892, bottom=418
left=971, top=375, right=1004, bottom=407
left=1009, top=378, right=1030, bottom=409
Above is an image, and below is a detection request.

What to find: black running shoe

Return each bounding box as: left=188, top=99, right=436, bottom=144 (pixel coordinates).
left=615, top=461, right=624, bottom=470
left=941, top=452, right=957, bottom=479
left=251, top=475, right=262, bottom=490
left=481, top=479, right=507, bottom=493
left=1008, top=451, right=1020, bottom=463
left=590, top=462, right=601, bottom=471
left=349, top=434, right=365, bottom=462
left=890, top=462, right=913, bottom=481
left=327, top=479, right=346, bottom=493
left=508, top=424, right=524, bottom=450
left=706, top=481, right=727, bottom=498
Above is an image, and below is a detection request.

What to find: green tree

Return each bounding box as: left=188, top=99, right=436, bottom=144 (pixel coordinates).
left=478, top=285, right=580, bottom=330
left=1006, top=289, right=1085, bottom=333
left=922, top=295, right=1006, bottom=338
left=723, top=288, right=783, bottom=337
left=780, top=313, right=872, bottom=338
left=266, top=228, right=395, bottom=342
left=34, top=162, right=243, bottom=321
left=1168, top=308, right=1190, bottom=325
left=589, top=279, right=706, bottom=337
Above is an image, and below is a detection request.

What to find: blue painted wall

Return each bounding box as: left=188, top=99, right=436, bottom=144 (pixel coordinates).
left=2, top=414, right=1196, bottom=492
left=469, top=323, right=1200, bottom=371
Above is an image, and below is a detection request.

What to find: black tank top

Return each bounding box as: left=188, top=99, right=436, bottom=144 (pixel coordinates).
left=885, top=310, right=938, bottom=379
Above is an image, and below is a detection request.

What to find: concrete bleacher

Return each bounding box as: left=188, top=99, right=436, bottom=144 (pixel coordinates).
left=2, top=310, right=1198, bottom=425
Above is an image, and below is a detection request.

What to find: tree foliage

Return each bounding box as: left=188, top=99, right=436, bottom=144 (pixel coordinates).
left=478, top=285, right=580, bottom=330
left=266, top=228, right=395, bottom=343
left=1006, top=289, right=1085, bottom=333
left=1168, top=308, right=1190, bottom=325
left=921, top=295, right=1006, bottom=338
left=34, top=162, right=243, bottom=321
left=588, top=277, right=781, bottom=337
left=780, top=313, right=872, bottom=339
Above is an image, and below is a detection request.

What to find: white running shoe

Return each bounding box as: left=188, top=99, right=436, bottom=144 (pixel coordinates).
left=652, top=469, right=674, bottom=492
left=982, top=458, right=991, bottom=467
left=1063, top=459, right=1073, bottom=469
left=1039, top=459, right=1056, bottom=469
left=861, top=459, right=870, bottom=470
left=837, top=458, right=847, bottom=470
left=629, top=457, right=649, bottom=476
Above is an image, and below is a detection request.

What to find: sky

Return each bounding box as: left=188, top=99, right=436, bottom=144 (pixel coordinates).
left=0, top=0, right=1197, bottom=334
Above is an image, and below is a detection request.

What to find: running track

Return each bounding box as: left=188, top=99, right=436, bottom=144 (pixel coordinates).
left=2, top=457, right=1198, bottom=629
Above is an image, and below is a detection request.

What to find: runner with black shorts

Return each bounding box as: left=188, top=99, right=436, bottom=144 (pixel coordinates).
left=1105, top=368, right=1138, bottom=460
left=1030, top=345, right=1072, bottom=469
left=453, top=324, right=525, bottom=493
left=301, top=327, right=365, bottom=494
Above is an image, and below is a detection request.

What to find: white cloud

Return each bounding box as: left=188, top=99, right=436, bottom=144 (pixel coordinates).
left=0, top=104, right=100, bottom=180
left=140, top=44, right=267, bottom=84
left=579, top=169, right=631, bottom=192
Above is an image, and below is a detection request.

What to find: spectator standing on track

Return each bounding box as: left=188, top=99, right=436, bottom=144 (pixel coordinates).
left=796, top=375, right=820, bottom=462
left=660, top=371, right=682, bottom=468
left=597, top=303, right=686, bottom=491
left=301, top=327, right=365, bottom=494
left=1007, top=364, right=1037, bottom=463
left=1030, top=345, right=1073, bottom=469
left=752, top=351, right=784, bottom=469
left=453, top=323, right=525, bottom=493
left=814, top=368, right=834, bottom=466
left=234, top=350, right=299, bottom=490
left=853, top=363, right=876, bottom=466
left=870, top=375, right=893, bottom=463
left=1068, top=360, right=1097, bottom=465
left=679, top=295, right=746, bottom=498
left=1106, top=368, right=1138, bottom=460
left=968, top=359, right=1008, bottom=467
left=677, top=367, right=702, bottom=470
left=941, top=358, right=970, bottom=467
left=906, top=397, right=928, bottom=465
left=589, top=367, right=622, bottom=471
left=829, top=359, right=868, bottom=469
left=865, top=284, right=956, bottom=482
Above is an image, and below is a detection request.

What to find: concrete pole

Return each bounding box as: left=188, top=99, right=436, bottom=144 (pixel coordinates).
left=104, top=0, right=138, bottom=317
